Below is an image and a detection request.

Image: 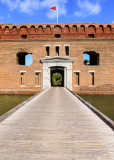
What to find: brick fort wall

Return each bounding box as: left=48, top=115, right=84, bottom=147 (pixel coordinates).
left=0, top=23, right=114, bottom=94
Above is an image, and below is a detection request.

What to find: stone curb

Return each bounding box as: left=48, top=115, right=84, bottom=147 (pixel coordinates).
left=67, top=88, right=114, bottom=131
left=0, top=88, right=47, bottom=123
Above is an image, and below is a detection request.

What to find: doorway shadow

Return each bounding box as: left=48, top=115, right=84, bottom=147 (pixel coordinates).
left=50, top=66, right=64, bottom=87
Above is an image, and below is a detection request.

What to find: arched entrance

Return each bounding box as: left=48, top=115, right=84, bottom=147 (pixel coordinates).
left=50, top=66, right=64, bottom=87
left=40, top=57, right=74, bottom=90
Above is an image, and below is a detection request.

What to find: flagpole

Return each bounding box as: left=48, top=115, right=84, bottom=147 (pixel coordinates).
left=57, top=5, right=58, bottom=24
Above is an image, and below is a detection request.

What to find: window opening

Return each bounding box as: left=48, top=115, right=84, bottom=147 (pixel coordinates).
left=20, top=72, right=26, bottom=86
left=56, top=46, right=59, bottom=56
left=65, top=46, right=69, bottom=56
left=35, top=71, right=41, bottom=86
left=36, top=73, right=39, bottom=86
left=21, top=35, right=27, bottom=39
left=21, top=74, right=23, bottom=85
left=55, top=34, right=61, bottom=38
left=76, top=72, right=80, bottom=85
left=17, top=53, right=32, bottom=66
left=89, top=72, right=94, bottom=86
left=83, top=51, right=99, bottom=65
left=46, top=46, right=50, bottom=56
left=88, top=34, right=94, bottom=38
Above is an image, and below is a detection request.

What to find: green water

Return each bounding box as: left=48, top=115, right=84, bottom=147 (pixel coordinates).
left=0, top=95, right=33, bottom=116
left=79, top=95, right=114, bottom=121
left=0, top=94, right=114, bottom=121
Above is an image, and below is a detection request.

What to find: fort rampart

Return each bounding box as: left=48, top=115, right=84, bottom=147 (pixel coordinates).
left=0, top=23, right=114, bottom=39
left=0, top=23, right=114, bottom=94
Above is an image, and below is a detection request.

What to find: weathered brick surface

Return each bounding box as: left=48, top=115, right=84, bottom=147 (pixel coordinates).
left=0, top=23, right=114, bottom=39
left=0, top=23, right=114, bottom=94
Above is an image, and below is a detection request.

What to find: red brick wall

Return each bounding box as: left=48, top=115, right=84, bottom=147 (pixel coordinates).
left=0, top=23, right=114, bottom=40
left=0, top=23, right=114, bottom=94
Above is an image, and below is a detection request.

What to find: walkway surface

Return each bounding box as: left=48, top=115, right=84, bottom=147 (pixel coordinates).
left=0, top=87, right=114, bottom=160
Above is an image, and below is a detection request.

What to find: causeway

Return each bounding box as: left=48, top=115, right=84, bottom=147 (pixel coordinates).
left=0, top=87, right=114, bottom=160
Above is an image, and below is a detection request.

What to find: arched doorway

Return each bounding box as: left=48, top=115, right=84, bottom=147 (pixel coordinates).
left=40, top=56, right=74, bottom=90
left=50, top=67, right=64, bottom=87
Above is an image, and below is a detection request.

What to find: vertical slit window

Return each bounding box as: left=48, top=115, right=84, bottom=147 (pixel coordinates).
left=21, top=74, right=23, bottom=85
left=65, top=46, right=69, bottom=56
left=91, top=72, right=94, bottom=85
left=76, top=72, right=80, bottom=85
left=46, top=46, right=50, bottom=56
left=56, top=46, right=59, bottom=56
left=35, top=71, right=41, bottom=86
left=20, top=71, right=26, bottom=86
left=74, top=71, right=80, bottom=86
left=89, top=71, right=94, bottom=86
left=36, top=73, right=39, bottom=85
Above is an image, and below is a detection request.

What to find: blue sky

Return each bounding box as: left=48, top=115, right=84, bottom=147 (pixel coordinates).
left=0, top=0, right=114, bottom=25
left=25, top=54, right=32, bottom=65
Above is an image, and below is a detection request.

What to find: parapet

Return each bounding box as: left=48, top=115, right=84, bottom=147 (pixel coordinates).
left=0, top=23, right=114, bottom=39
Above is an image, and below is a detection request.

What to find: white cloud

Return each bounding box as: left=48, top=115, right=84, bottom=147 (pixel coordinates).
left=19, top=0, right=40, bottom=14
left=75, top=0, right=101, bottom=17
left=0, top=0, right=40, bottom=14
left=0, top=0, right=21, bottom=11
left=112, top=21, right=114, bottom=24
left=0, top=0, right=67, bottom=17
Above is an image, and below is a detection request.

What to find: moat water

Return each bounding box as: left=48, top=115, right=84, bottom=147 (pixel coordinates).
left=79, top=95, right=114, bottom=121
left=0, top=95, right=33, bottom=116
left=0, top=94, right=114, bottom=121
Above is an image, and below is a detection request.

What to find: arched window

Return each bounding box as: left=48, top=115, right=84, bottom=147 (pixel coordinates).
left=0, top=26, right=2, bottom=34
left=54, top=25, right=62, bottom=32
left=105, top=25, right=111, bottom=33
left=64, top=25, right=70, bottom=33
left=20, top=26, right=28, bottom=33
left=54, top=25, right=62, bottom=37
left=45, top=25, right=51, bottom=33
left=30, top=25, right=36, bottom=34
left=5, top=26, right=10, bottom=34
left=98, top=25, right=104, bottom=33
left=38, top=25, right=43, bottom=33
left=87, top=25, right=96, bottom=33
left=20, top=26, right=28, bottom=38
left=72, top=25, right=77, bottom=33
left=87, top=25, right=96, bottom=38
left=12, top=26, right=17, bottom=34
left=79, top=25, right=85, bottom=33
left=83, top=51, right=99, bottom=65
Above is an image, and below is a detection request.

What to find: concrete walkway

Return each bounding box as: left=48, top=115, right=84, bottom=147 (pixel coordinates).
left=0, top=87, right=114, bottom=160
